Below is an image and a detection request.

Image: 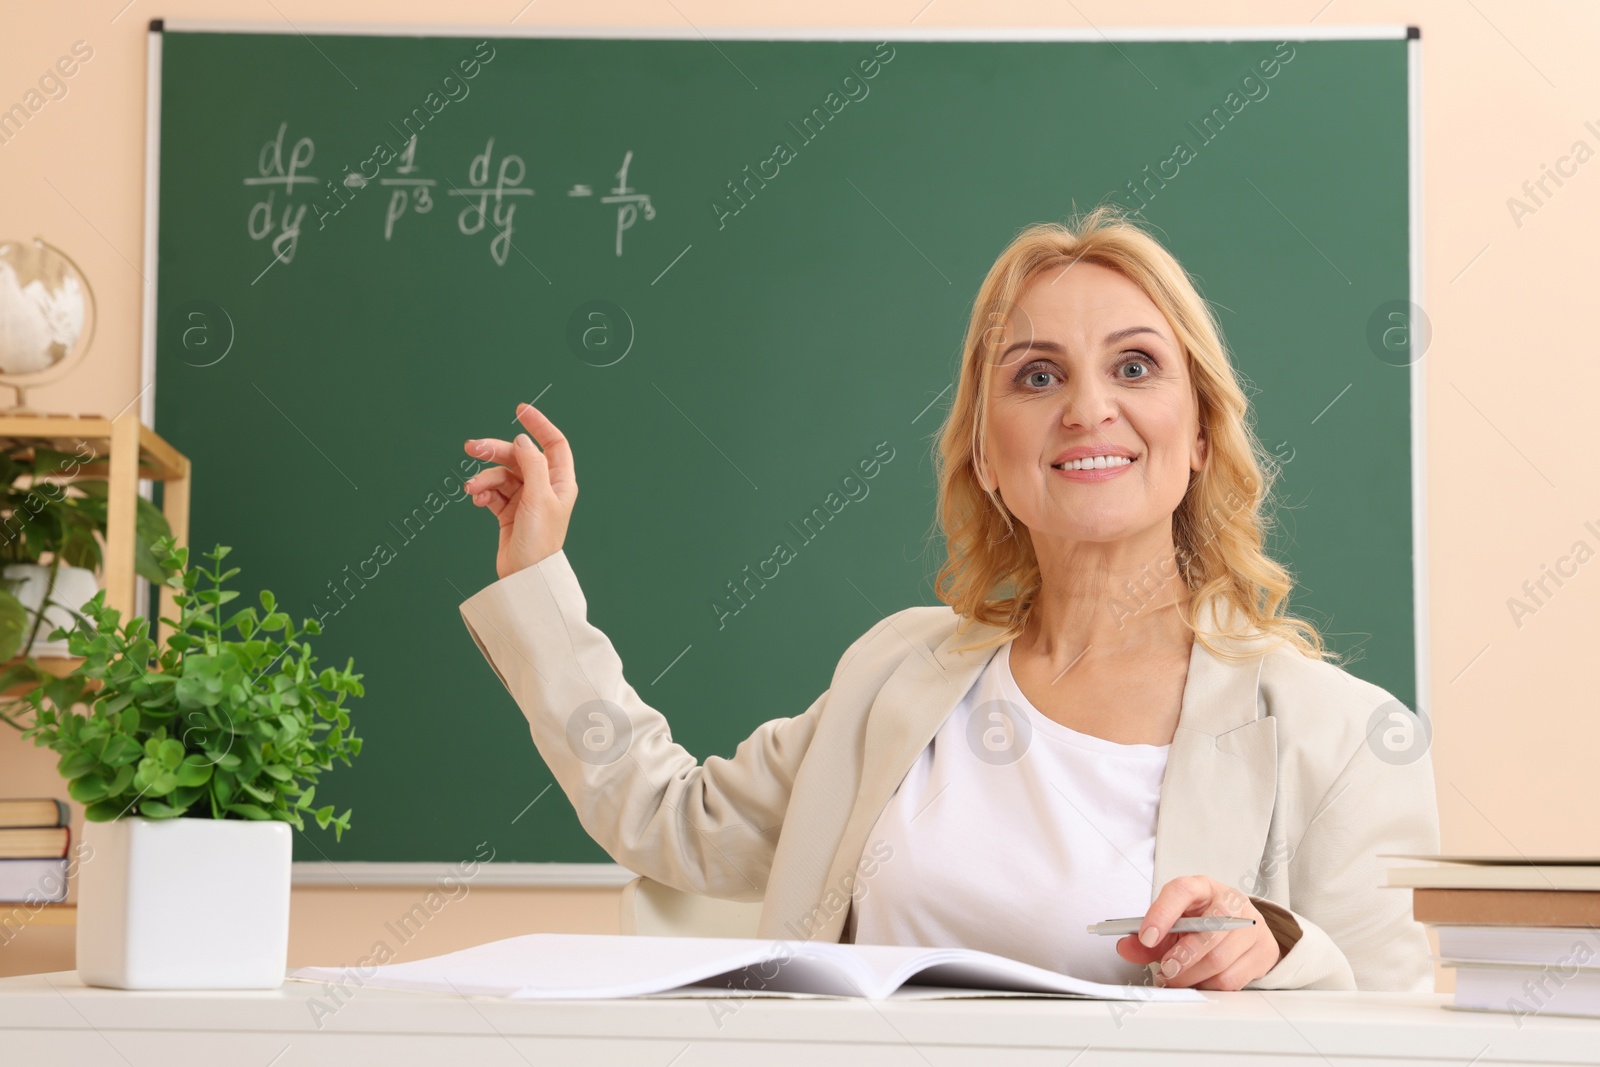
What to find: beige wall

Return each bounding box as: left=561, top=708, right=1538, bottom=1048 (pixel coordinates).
left=2, top=0, right=1595, bottom=987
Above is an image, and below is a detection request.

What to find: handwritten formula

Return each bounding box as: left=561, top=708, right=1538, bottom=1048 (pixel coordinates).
left=245, top=123, right=657, bottom=270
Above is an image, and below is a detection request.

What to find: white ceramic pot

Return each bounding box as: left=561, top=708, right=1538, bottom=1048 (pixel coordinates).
left=1, top=562, right=99, bottom=657
left=76, top=817, right=292, bottom=989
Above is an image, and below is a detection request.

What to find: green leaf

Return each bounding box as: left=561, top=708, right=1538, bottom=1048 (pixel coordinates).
left=168, top=784, right=203, bottom=812
left=175, top=755, right=213, bottom=787
left=56, top=749, right=98, bottom=780
left=101, top=734, right=142, bottom=766
left=68, top=774, right=110, bottom=803
left=174, top=654, right=226, bottom=708
left=84, top=800, right=125, bottom=821
left=105, top=764, right=135, bottom=795
left=226, top=803, right=271, bottom=820
left=132, top=496, right=175, bottom=583
left=140, top=800, right=183, bottom=819
left=157, top=738, right=185, bottom=769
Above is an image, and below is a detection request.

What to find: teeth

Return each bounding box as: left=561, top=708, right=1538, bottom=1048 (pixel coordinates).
left=1057, top=455, right=1134, bottom=471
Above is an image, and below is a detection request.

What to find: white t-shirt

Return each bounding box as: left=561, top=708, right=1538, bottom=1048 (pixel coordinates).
left=848, top=638, right=1170, bottom=985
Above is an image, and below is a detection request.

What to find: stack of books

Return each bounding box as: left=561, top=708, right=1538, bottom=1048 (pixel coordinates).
left=0, top=798, right=72, bottom=904
left=1386, top=853, right=1600, bottom=1020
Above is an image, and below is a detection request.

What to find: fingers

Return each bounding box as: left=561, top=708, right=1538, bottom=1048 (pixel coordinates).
left=514, top=403, right=576, bottom=494
left=510, top=432, right=550, bottom=492
left=1156, top=927, right=1241, bottom=988
left=1116, top=931, right=1177, bottom=966
left=1207, top=939, right=1280, bottom=991
left=464, top=404, right=575, bottom=499
left=464, top=437, right=515, bottom=466
left=1134, top=876, right=1276, bottom=990
left=464, top=466, right=521, bottom=497
left=1136, top=874, right=1213, bottom=950
left=474, top=486, right=515, bottom=520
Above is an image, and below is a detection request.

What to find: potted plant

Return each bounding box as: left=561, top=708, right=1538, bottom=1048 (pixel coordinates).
left=13, top=537, right=363, bottom=989
left=0, top=442, right=173, bottom=665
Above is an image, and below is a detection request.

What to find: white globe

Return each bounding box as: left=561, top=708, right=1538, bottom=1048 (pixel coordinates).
left=0, top=240, right=89, bottom=377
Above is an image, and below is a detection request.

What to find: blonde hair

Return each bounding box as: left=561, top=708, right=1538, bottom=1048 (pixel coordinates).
left=929, top=202, right=1332, bottom=664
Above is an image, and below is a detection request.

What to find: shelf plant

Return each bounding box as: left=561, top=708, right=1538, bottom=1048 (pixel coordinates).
left=0, top=442, right=173, bottom=665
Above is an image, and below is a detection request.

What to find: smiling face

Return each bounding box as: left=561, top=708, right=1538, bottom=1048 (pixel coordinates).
left=978, top=260, right=1206, bottom=556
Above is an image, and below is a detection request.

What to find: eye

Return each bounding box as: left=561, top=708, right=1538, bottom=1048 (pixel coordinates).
left=1020, top=364, right=1060, bottom=389
left=1119, top=352, right=1158, bottom=379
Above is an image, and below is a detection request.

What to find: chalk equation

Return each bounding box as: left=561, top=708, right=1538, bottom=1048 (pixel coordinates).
left=244, top=122, right=658, bottom=269
left=379, top=134, right=434, bottom=242
left=245, top=122, right=315, bottom=268
left=568, top=149, right=657, bottom=257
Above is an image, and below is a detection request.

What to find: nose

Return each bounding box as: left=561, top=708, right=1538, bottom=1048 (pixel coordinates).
left=1058, top=369, right=1119, bottom=430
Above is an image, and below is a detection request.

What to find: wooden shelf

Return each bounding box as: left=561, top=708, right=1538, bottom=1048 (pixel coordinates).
left=0, top=414, right=187, bottom=482
left=0, top=902, right=74, bottom=926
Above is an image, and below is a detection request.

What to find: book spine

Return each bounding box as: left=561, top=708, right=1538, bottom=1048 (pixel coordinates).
left=0, top=826, right=71, bottom=860
left=0, top=798, right=71, bottom=829
left=0, top=858, right=70, bottom=903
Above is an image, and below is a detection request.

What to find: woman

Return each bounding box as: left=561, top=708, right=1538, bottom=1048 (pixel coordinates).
left=457, top=204, right=1439, bottom=992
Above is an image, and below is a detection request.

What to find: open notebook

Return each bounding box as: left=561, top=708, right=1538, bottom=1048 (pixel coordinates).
left=288, top=932, right=1206, bottom=1002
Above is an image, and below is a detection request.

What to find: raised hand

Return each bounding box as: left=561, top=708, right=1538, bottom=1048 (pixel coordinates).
left=462, top=403, right=578, bottom=579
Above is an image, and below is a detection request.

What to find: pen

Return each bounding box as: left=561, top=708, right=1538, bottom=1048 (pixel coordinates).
left=1087, top=916, right=1257, bottom=936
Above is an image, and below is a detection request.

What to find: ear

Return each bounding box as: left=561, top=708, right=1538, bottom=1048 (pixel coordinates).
left=1192, top=427, right=1208, bottom=472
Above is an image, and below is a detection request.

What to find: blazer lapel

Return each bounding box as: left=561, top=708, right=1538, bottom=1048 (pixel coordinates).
left=815, top=614, right=1008, bottom=937
left=1149, top=596, right=1279, bottom=903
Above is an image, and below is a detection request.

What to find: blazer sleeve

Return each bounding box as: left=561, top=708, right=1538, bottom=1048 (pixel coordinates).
left=458, top=550, right=826, bottom=902
left=1244, top=709, right=1440, bottom=992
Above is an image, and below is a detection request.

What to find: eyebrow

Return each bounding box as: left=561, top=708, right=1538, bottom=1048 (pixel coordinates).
left=999, top=325, right=1167, bottom=361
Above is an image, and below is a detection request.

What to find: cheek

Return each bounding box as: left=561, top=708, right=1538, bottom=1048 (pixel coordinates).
left=1129, top=406, right=1198, bottom=486
left=986, top=415, right=1032, bottom=464
left=985, top=395, right=1051, bottom=459
left=1135, top=399, right=1196, bottom=458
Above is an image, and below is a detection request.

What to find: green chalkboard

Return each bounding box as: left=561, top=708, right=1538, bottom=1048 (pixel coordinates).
left=150, top=26, right=1418, bottom=865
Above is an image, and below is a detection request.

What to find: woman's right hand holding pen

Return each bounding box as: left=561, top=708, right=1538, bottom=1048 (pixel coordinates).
left=463, top=403, right=579, bottom=579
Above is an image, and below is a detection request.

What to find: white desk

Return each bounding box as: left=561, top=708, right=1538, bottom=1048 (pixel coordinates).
left=2, top=971, right=1597, bottom=1065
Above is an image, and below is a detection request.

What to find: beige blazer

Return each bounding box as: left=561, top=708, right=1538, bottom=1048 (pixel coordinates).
left=459, top=549, right=1440, bottom=992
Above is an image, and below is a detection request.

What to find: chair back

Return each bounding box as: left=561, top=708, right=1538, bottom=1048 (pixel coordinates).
left=618, top=876, right=764, bottom=938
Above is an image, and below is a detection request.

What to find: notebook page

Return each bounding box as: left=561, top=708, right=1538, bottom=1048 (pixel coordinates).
left=291, top=933, right=819, bottom=999
left=827, top=943, right=1205, bottom=1001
